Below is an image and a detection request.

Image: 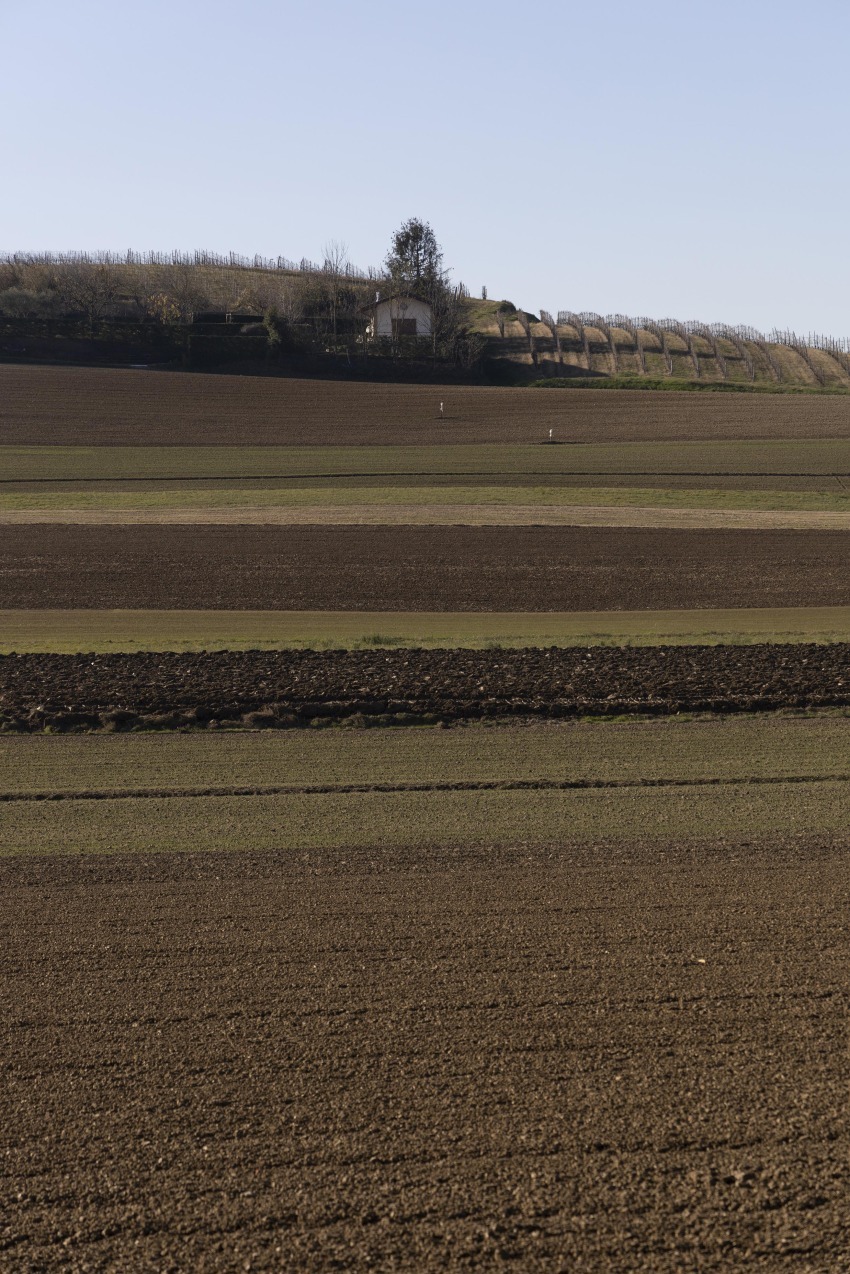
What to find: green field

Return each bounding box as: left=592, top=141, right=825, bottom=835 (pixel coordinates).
left=3, top=783, right=847, bottom=856
left=1, top=717, right=846, bottom=856
left=531, top=375, right=850, bottom=394
left=3, top=607, right=850, bottom=652
left=4, top=717, right=847, bottom=791
left=3, top=440, right=850, bottom=482
left=3, top=483, right=850, bottom=513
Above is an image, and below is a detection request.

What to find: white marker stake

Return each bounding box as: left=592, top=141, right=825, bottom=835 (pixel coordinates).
left=439, top=401, right=444, bottom=417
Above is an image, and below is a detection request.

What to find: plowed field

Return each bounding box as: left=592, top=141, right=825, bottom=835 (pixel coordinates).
left=2, top=525, right=848, bottom=611
left=2, top=644, right=848, bottom=729
left=6, top=361, right=850, bottom=1272
left=4, top=363, right=850, bottom=445
left=3, top=835, right=849, bottom=1270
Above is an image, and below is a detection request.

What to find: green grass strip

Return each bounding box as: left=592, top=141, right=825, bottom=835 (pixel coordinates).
left=4, top=718, right=847, bottom=793
left=2, top=441, right=850, bottom=481
left=2, top=607, right=850, bottom=653
left=1, top=782, right=846, bottom=856
left=532, top=376, right=850, bottom=394
left=2, top=484, right=850, bottom=513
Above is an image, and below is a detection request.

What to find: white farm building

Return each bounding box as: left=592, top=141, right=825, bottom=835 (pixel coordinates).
left=363, top=292, right=433, bottom=341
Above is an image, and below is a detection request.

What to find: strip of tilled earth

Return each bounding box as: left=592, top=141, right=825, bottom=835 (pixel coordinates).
left=2, top=525, right=850, bottom=610
left=6, top=364, right=850, bottom=445
left=5, top=774, right=849, bottom=802
left=2, top=837, right=848, bottom=1270
left=2, top=645, right=847, bottom=730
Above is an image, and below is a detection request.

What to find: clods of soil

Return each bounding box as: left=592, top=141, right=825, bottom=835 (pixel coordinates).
left=1, top=643, right=847, bottom=731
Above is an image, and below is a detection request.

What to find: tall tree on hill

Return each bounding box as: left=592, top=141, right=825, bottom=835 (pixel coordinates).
left=384, top=218, right=461, bottom=354
left=384, top=218, right=446, bottom=294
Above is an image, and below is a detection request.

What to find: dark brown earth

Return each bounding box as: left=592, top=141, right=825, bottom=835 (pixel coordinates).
left=2, top=645, right=848, bottom=730
left=3, top=525, right=850, bottom=611
left=4, top=363, right=850, bottom=445
left=8, top=473, right=850, bottom=494
left=2, top=836, right=849, bottom=1271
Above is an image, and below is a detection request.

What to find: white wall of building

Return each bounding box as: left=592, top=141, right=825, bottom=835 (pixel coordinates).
left=372, top=296, right=433, bottom=339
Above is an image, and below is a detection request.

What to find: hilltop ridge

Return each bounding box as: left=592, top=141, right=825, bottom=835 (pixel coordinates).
left=2, top=251, right=848, bottom=388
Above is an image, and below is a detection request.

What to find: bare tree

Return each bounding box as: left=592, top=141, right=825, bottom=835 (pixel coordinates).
left=583, top=314, right=618, bottom=374
left=754, top=340, right=782, bottom=383
left=540, top=310, right=563, bottom=368
left=719, top=327, right=756, bottom=381
left=322, top=239, right=349, bottom=342
left=53, top=262, right=120, bottom=331
left=642, top=320, right=673, bottom=375
left=159, top=265, right=209, bottom=323
left=515, top=310, right=537, bottom=364
left=430, top=285, right=466, bottom=358
left=768, top=331, right=825, bottom=385
left=573, top=313, right=619, bottom=374
left=564, top=312, right=592, bottom=371
left=689, top=323, right=727, bottom=380
left=821, top=346, right=850, bottom=382
left=610, top=316, right=645, bottom=374
left=789, top=339, right=825, bottom=385
left=664, top=320, right=699, bottom=377
left=123, top=263, right=166, bottom=322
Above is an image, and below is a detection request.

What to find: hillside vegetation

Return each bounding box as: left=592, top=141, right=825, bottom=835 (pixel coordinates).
left=2, top=251, right=848, bottom=388
left=471, top=299, right=850, bottom=389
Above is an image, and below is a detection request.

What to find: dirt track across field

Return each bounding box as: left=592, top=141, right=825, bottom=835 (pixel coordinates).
left=2, top=644, right=848, bottom=728
left=3, top=836, right=849, bottom=1270
left=3, top=502, right=850, bottom=530
left=4, top=363, right=850, bottom=445
left=3, top=525, right=850, bottom=611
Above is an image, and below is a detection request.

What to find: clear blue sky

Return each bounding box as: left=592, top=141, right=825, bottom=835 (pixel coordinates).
left=1, top=0, right=847, bottom=334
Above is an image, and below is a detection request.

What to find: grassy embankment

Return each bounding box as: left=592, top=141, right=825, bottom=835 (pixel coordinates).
left=531, top=376, right=850, bottom=394
left=2, top=717, right=847, bottom=855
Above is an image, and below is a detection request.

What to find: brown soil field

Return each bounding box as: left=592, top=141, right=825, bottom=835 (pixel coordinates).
left=2, top=502, right=850, bottom=530
left=2, top=644, right=847, bottom=729
left=8, top=473, right=850, bottom=493
left=4, top=363, right=850, bottom=445
left=3, top=835, right=849, bottom=1270
left=2, top=525, right=849, bottom=612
